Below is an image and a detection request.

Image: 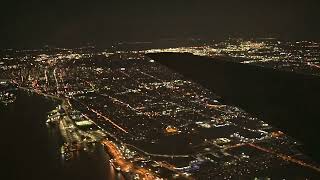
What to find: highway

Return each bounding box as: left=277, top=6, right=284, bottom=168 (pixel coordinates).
left=248, top=143, right=320, bottom=173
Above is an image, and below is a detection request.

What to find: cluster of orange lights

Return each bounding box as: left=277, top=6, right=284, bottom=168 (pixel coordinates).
left=102, top=140, right=159, bottom=180
left=164, top=125, right=178, bottom=135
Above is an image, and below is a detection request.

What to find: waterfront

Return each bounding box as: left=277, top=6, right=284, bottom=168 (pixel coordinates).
left=2, top=90, right=123, bottom=180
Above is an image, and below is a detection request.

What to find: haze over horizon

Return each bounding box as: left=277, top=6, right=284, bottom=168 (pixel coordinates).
left=1, top=0, right=320, bottom=48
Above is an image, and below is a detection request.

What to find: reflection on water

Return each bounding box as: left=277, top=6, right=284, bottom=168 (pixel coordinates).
left=2, top=90, right=123, bottom=180
left=62, top=143, right=124, bottom=180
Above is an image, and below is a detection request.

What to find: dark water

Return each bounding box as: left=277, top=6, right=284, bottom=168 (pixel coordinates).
left=1, top=90, right=122, bottom=180
left=148, top=52, right=320, bottom=163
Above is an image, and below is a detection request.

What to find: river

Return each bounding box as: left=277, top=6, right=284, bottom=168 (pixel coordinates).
left=2, top=90, right=124, bottom=180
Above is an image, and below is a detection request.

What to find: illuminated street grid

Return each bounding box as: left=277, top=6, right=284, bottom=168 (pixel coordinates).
left=1, top=45, right=320, bottom=179
left=145, top=38, right=320, bottom=76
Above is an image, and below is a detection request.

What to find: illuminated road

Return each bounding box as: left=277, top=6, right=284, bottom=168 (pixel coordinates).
left=248, top=143, right=320, bottom=173
left=102, top=140, right=159, bottom=180
left=124, top=143, right=190, bottom=158
left=308, top=62, right=320, bottom=69
left=72, top=99, right=129, bottom=134
left=88, top=107, right=128, bottom=134
left=53, top=68, right=60, bottom=92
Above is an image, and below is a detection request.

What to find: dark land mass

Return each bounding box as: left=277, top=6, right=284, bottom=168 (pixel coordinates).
left=147, top=52, right=320, bottom=163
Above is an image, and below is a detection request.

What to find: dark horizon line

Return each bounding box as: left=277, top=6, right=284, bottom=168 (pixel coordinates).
left=2, top=34, right=320, bottom=50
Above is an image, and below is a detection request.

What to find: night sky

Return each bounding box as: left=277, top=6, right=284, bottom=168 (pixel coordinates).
left=1, top=0, right=319, bottom=48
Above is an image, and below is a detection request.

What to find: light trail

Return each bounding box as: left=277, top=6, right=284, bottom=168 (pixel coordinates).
left=205, top=103, right=227, bottom=109
left=53, top=68, right=60, bottom=92
left=44, top=69, right=49, bottom=85
left=308, top=62, right=320, bottom=69
left=89, top=108, right=128, bottom=134
left=90, top=108, right=128, bottom=134
left=223, top=143, right=247, bottom=150
left=124, top=143, right=190, bottom=158
left=137, top=69, right=163, bottom=82
left=248, top=143, right=320, bottom=173
left=100, top=94, right=139, bottom=113
left=69, top=97, right=128, bottom=134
